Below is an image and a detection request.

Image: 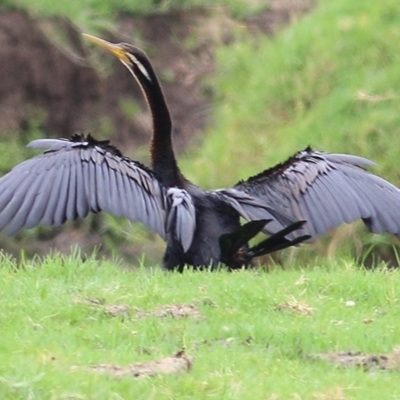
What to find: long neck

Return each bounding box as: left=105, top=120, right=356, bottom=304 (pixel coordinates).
left=131, top=63, right=182, bottom=187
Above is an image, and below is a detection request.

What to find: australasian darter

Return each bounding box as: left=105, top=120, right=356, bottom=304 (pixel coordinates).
left=0, top=34, right=399, bottom=271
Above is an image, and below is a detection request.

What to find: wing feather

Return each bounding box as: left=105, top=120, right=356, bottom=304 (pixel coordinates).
left=166, top=188, right=196, bottom=252
left=66, top=162, right=78, bottom=221
left=0, top=137, right=168, bottom=239
left=42, top=160, right=66, bottom=226
left=53, top=163, right=70, bottom=225
left=5, top=172, right=45, bottom=235
left=234, top=148, right=400, bottom=238
left=0, top=173, right=36, bottom=231
left=24, top=165, right=58, bottom=229
left=74, top=154, right=89, bottom=218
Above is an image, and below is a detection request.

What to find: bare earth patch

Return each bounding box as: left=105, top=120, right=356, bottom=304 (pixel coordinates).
left=136, top=303, right=203, bottom=319
left=73, top=350, right=193, bottom=378
left=274, top=295, right=314, bottom=316
left=312, top=386, right=346, bottom=400
left=75, top=297, right=203, bottom=319
left=104, top=303, right=131, bottom=317
left=312, top=346, right=400, bottom=372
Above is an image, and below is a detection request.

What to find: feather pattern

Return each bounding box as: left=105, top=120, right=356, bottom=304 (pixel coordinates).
left=234, top=148, right=400, bottom=238
left=166, top=188, right=196, bottom=252
left=0, top=136, right=176, bottom=242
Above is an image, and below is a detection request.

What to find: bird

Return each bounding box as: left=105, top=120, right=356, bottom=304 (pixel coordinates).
left=0, top=34, right=309, bottom=271
left=0, top=34, right=400, bottom=271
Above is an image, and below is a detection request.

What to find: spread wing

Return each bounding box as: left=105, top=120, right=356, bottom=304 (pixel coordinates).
left=234, top=147, right=400, bottom=238
left=0, top=135, right=169, bottom=238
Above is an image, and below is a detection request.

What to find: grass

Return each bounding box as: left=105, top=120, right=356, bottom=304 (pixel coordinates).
left=1, top=253, right=400, bottom=399
left=185, top=0, right=400, bottom=189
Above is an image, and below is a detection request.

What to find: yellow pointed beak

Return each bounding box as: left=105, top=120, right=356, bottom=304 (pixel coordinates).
left=82, top=33, right=130, bottom=64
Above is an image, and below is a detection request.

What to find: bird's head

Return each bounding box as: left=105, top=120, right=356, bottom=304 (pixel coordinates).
left=83, top=33, right=153, bottom=84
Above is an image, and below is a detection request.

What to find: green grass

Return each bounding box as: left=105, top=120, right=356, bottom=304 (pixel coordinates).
left=1, top=254, right=400, bottom=399
left=185, top=0, right=400, bottom=189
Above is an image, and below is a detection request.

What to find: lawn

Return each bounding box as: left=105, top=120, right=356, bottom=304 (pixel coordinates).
left=1, top=254, right=400, bottom=399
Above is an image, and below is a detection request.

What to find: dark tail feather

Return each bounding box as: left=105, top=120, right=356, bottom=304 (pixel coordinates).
left=219, top=220, right=310, bottom=268
left=219, top=219, right=272, bottom=261
left=246, top=220, right=310, bottom=258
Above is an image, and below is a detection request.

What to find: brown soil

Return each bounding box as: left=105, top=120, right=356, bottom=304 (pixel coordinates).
left=135, top=303, right=203, bottom=319
left=0, top=9, right=213, bottom=152
left=0, top=2, right=312, bottom=150
left=73, top=350, right=193, bottom=378
left=274, top=295, right=314, bottom=316
left=76, top=297, right=203, bottom=319
left=313, top=346, right=400, bottom=372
